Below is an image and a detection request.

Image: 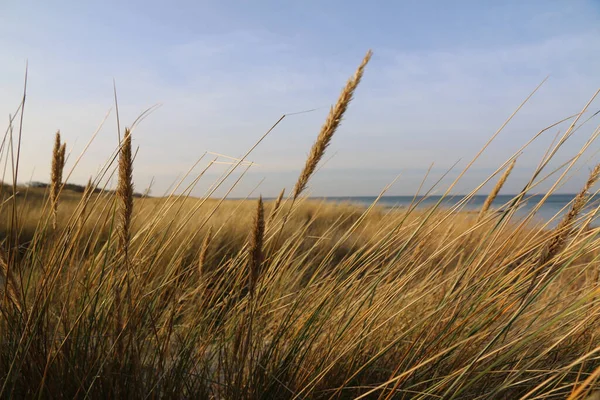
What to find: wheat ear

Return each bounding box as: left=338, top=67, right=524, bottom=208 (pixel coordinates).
left=292, top=50, right=372, bottom=200
left=478, top=159, right=516, bottom=222
left=50, top=131, right=63, bottom=229
left=58, top=143, right=66, bottom=184
left=118, top=128, right=134, bottom=265
left=540, top=163, right=600, bottom=266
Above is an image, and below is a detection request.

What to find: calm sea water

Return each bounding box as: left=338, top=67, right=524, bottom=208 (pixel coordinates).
left=314, top=194, right=600, bottom=228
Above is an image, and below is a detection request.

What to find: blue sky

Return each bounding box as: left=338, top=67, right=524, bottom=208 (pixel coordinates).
left=1, top=0, right=599, bottom=196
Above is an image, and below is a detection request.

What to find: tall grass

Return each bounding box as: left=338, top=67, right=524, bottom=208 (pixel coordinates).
left=1, top=52, right=600, bottom=399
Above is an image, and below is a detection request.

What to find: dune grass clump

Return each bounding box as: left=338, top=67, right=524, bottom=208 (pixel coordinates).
left=0, top=51, right=600, bottom=399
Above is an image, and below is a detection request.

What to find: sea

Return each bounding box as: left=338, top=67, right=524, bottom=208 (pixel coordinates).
left=314, top=194, right=600, bottom=228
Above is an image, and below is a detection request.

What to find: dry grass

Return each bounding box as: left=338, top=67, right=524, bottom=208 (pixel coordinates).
left=0, top=51, right=600, bottom=399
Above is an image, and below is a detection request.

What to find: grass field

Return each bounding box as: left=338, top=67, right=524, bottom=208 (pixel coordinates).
left=1, top=51, right=600, bottom=399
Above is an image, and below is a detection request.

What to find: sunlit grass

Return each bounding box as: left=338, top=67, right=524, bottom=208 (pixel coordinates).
left=1, top=52, right=600, bottom=399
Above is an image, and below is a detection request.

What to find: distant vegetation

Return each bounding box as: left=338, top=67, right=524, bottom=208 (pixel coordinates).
left=1, top=50, right=600, bottom=399
left=26, top=180, right=144, bottom=197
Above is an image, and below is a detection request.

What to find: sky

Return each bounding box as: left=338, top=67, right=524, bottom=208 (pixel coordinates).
left=0, top=0, right=599, bottom=197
